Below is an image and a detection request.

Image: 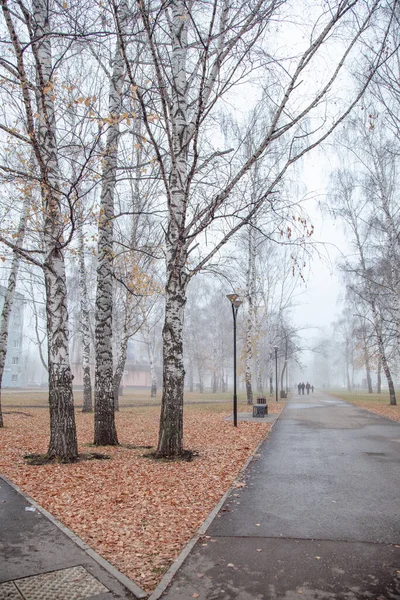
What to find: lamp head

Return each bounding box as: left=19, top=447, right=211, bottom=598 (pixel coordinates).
left=226, top=293, right=243, bottom=309
left=226, top=293, right=238, bottom=303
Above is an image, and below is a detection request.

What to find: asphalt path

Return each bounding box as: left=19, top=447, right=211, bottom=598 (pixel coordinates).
left=160, top=391, right=400, bottom=600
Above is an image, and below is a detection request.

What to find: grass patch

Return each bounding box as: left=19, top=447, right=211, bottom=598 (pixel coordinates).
left=2, top=389, right=252, bottom=409
left=328, top=390, right=395, bottom=405
left=327, top=389, right=400, bottom=425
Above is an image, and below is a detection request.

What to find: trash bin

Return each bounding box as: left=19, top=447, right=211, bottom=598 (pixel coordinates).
left=253, top=404, right=267, bottom=417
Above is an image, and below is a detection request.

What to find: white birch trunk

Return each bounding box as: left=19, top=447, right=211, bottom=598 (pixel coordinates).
left=280, top=362, right=287, bottom=395
left=362, top=325, right=373, bottom=393
left=373, top=309, right=396, bottom=404
left=245, top=224, right=256, bottom=404
left=222, top=369, right=227, bottom=393
left=188, top=361, right=194, bottom=392
left=212, top=344, right=218, bottom=393
left=0, top=199, right=28, bottom=427
left=355, top=230, right=396, bottom=405
left=156, top=0, right=190, bottom=458
left=244, top=322, right=253, bottom=401
left=2, top=0, right=77, bottom=459
left=368, top=303, right=395, bottom=404
left=254, top=326, right=263, bottom=396
left=198, top=365, right=204, bottom=394
left=113, top=328, right=129, bottom=412
left=269, top=351, right=273, bottom=396
left=146, top=332, right=157, bottom=397
left=377, top=358, right=382, bottom=393
left=345, top=339, right=351, bottom=391
left=94, top=4, right=129, bottom=445
left=32, top=0, right=77, bottom=460
left=157, top=279, right=188, bottom=457
left=30, top=282, right=48, bottom=373
left=280, top=335, right=288, bottom=396
left=78, top=223, right=92, bottom=412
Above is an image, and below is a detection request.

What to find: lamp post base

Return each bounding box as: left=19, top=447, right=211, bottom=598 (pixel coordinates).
left=233, top=394, right=238, bottom=427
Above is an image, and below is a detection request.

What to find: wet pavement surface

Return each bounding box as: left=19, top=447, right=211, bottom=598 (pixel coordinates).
left=0, top=477, right=143, bottom=599
left=160, top=392, right=400, bottom=600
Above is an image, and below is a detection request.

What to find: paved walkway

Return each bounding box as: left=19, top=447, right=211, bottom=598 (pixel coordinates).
left=159, top=391, right=400, bottom=600
left=0, top=476, right=146, bottom=600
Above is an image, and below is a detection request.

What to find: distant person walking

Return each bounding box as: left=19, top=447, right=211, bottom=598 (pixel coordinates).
left=306, top=382, right=310, bottom=395
left=311, top=385, right=314, bottom=393
left=297, top=383, right=301, bottom=395
left=301, top=382, right=305, bottom=395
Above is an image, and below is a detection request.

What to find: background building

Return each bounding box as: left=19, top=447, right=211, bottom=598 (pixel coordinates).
left=0, top=285, right=25, bottom=387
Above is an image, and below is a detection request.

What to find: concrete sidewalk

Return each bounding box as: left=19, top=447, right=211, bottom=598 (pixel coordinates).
left=0, top=476, right=147, bottom=600
left=158, top=392, right=400, bottom=600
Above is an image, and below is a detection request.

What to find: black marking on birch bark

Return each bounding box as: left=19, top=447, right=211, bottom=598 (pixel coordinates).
left=25, top=0, right=79, bottom=461
left=156, top=279, right=187, bottom=458
left=94, top=5, right=130, bottom=445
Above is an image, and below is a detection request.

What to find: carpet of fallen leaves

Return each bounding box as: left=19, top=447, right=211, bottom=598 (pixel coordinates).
left=328, top=392, right=400, bottom=424
left=0, top=402, right=280, bottom=592
left=349, top=402, right=400, bottom=423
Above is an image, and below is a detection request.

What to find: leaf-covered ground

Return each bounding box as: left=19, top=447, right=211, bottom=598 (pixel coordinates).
left=328, top=391, right=400, bottom=423
left=349, top=402, right=400, bottom=423
left=0, top=401, right=283, bottom=592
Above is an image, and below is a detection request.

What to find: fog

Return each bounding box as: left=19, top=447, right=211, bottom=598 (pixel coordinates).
left=0, top=0, right=397, bottom=443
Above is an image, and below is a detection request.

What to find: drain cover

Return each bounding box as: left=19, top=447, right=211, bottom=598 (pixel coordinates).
left=0, top=581, right=21, bottom=600
left=0, top=566, right=108, bottom=600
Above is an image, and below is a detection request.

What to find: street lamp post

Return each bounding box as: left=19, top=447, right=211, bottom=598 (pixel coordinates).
left=285, top=359, right=288, bottom=394
left=226, top=294, right=243, bottom=427
left=274, top=345, right=279, bottom=402
left=269, top=351, right=273, bottom=395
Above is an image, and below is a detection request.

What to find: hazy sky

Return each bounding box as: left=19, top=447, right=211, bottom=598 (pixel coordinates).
left=291, top=150, right=350, bottom=340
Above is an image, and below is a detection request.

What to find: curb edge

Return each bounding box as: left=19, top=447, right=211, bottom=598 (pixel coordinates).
left=0, top=474, right=148, bottom=599
left=147, top=400, right=287, bottom=600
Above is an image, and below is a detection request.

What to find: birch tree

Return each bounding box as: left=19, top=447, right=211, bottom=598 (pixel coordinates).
left=329, top=169, right=397, bottom=404
left=339, top=116, right=400, bottom=351
left=0, top=0, right=105, bottom=458
left=144, top=321, right=158, bottom=398
left=94, top=1, right=131, bottom=445
left=244, top=222, right=256, bottom=404
left=345, top=283, right=375, bottom=393
left=0, top=0, right=79, bottom=460
left=77, top=217, right=93, bottom=412
left=0, top=196, right=28, bottom=427
left=124, top=0, right=395, bottom=457
left=328, top=96, right=400, bottom=401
